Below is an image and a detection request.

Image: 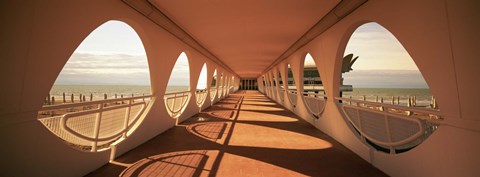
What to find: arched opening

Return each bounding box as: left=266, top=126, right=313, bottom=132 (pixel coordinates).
left=336, top=22, right=440, bottom=154
left=195, top=63, right=208, bottom=107
left=218, top=72, right=224, bottom=98
left=37, top=20, right=152, bottom=152
left=302, top=53, right=326, bottom=119
left=210, top=69, right=217, bottom=101
left=164, top=52, right=191, bottom=118
left=230, top=76, right=235, bottom=93
left=224, top=73, right=229, bottom=95
left=286, top=64, right=297, bottom=107
left=277, top=68, right=285, bottom=103
left=270, top=70, right=277, bottom=100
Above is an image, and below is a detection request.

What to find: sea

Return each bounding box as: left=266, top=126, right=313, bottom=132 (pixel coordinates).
left=342, top=88, right=432, bottom=106
left=49, top=85, right=433, bottom=106
left=49, top=85, right=188, bottom=100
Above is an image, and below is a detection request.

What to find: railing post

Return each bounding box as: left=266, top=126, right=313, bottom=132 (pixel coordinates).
left=123, top=99, right=131, bottom=138
left=379, top=97, right=384, bottom=111
left=91, top=104, right=103, bottom=152
left=172, top=93, right=177, bottom=116
left=407, top=97, right=413, bottom=116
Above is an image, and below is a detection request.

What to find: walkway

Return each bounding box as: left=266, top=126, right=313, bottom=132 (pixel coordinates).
left=87, top=91, right=387, bottom=177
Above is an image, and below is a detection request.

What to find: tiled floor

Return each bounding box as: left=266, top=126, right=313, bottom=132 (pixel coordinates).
left=86, top=90, right=387, bottom=177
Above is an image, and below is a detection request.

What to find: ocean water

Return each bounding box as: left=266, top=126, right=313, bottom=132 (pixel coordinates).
left=50, top=85, right=434, bottom=106
left=49, top=85, right=189, bottom=100
left=342, top=88, right=433, bottom=106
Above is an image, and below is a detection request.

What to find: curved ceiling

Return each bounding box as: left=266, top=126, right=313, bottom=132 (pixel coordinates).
left=149, top=0, right=340, bottom=78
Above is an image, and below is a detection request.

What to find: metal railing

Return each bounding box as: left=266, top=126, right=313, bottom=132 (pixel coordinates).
left=335, top=97, right=441, bottom=154
left=286, top=89, right=298, bottom=107
left=38, top=95, right=152, bottom=152
left=210, top=87, right=217, bottom=101
left=164, top=90, right=190, bottom=118
left=302, top=91, right=327, bottom=118
left=195, top=89, right=208, bottom=106
left=217, top=86, right=223, bottom=98
left=270, top=86, right=277, bottom=100
left=279, top=88, right=285, bottom=102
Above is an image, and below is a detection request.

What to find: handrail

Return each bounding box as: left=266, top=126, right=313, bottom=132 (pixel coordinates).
left=286, top=89, right=298, bottom=107
left=164, top=90, right=190, bottom=96
left=195, top=89, right=208, bottom=106
left=335, top=96, right=440, bottom=153
left=195, top=89, right=208, bottom=93
left=210, top=87, right=217, bottom=100
left=164, top=90, right=190, bottom=117
left=278, top=88, right=285, bottom=101
left=38, top=95, right=152, bottom=152
left=60, top=101, right=146, bottom=142
left=40, top=95, right=152, bottom=111
left=335, top=97, right=442, bottom=120
left=302, top=91, right=327, bottom=118
left=342, top=104, right=425, bottom=147
left=301, top=91, right=327, bottom=99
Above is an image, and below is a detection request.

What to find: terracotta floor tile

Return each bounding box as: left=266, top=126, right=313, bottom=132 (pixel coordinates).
left=86, top=90, right=387, bottom=177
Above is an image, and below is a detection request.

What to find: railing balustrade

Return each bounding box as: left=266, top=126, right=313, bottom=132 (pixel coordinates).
left=210, top=87, right=217, bottom=101
left=302, top=91, right=327, bottom=118
left=335, top=97, right=441, bottom=154
left=164, top=90, right=190, bottom=118
left=218, top=86, right=223, bottom=98
left=287, top=89, right=297, bottom=107
left=279, top=88, right=285, bottom=102
left=37, top=95, right=152, bottom=152
left=195, top=89, right=208, bottom=106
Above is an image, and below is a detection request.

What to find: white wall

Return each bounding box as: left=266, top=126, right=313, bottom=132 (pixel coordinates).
left=0, top=0, right=233, bottom=176
left=261, top=0, right=480, bottom=176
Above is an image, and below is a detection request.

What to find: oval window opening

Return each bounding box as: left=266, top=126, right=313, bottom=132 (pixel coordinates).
left=230, top=76, right=235, bottom=93
left=277, top=68, right=285, bottom=102
left=195, top=63, right=208, bottom=107
left=225, top=74, right=231, bottom=96
left=270, top=71, right=277, bottom=99
left=210, top=69, right=217, bottom=101
left=302, top=53, right=326, bottom=119
left=164, top=52, right=191, bottom=118
left=218, top=72, right=224, bottom=98
left=37, top=20, right=153, bottom=152
left=337, top=22, right=440, bottom=154
left=286, top=64, right=298, bottom=107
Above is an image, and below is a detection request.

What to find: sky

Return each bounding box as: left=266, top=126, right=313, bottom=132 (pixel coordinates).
left=303, top=22, right=428, bottom=88
left=55, top=21, right=428, bottom=88
left=342, top=22, right=428, bottom=88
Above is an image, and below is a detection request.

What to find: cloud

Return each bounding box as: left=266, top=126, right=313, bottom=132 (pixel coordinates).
left=344, top=22, right=418, bottom=70
left=54, top=53, right=151, bottom=85
left=167, top=53, right=190, bottom=86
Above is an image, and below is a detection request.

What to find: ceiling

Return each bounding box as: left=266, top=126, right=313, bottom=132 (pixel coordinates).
left=150, top=0, right=340, bottom=78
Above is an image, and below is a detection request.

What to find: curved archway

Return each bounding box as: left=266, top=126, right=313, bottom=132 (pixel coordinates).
left=218, top=72, right=224, bottom=99
left=164, top=52, right=191, bottom=118
left=37, top=20, right=153, bottom=152
left=277, top=67, right=285, bottom=103
left=286, top=63, right=298, bottom=108
left=301, top=53, right=326, bottom=119
left=210, top=69, right=218, bottom=101
left=195, top=63, right=208, bottom=107
left=270, top=70, right=278, bottom=100
left=336, top=22, right=440, bottom=154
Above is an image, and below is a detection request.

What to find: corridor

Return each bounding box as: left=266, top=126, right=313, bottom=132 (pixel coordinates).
left=87, top=91, right=387, bottom=177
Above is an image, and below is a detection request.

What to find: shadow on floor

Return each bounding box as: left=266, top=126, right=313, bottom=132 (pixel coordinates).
left=86, top=91, right=387, bottom=177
